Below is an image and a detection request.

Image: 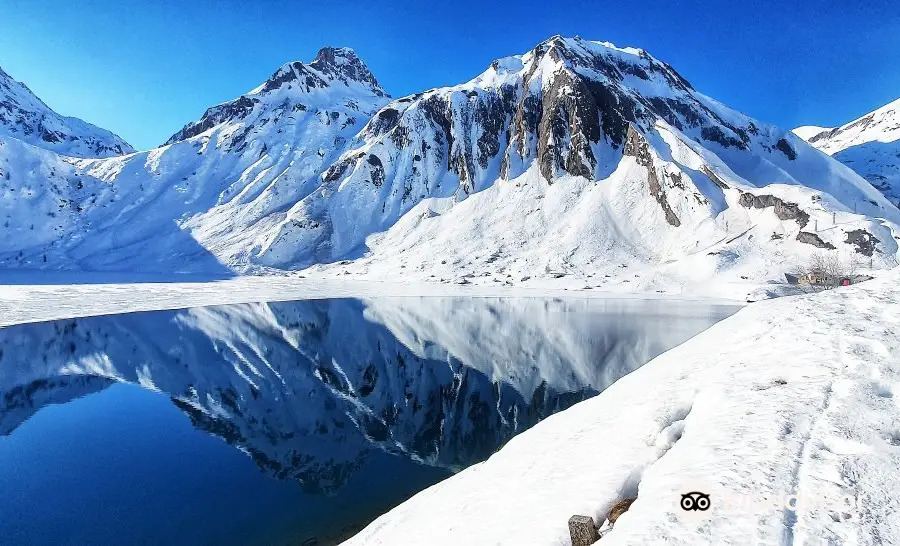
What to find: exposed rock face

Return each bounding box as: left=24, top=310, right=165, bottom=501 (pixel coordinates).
left=844, top=229, right=879, bottom=256
left=624, top=125, right=680, bottom=226
left=337, top=34, right=771, bottom=200
left=701, top=165, right=730, bottom=189
left=0, top=66, right=132, bottom=157
left=607, top=498, right=636, bottom=524
left=775, top=138, right=797, bottom=160
left=738, top=193, right=810, bottom=228
left=309, top=47, right=387, bottom=97
left=796, top=231, right=836, bottom=250
left=164, top=96, right=258, bottom=145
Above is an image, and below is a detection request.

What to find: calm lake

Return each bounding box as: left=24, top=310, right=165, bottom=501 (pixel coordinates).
left=0, top=296, right=739, bottom=545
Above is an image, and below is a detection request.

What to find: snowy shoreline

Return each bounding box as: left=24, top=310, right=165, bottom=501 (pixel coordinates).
left=0, top=273, right=747, bottom=328
left=3, top=271, right=896, bottom=545
left=345, top=271, right=900, bottom=545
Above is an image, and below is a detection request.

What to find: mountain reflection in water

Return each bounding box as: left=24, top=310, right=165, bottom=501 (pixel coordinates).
left=0, top=296, right=739, bottom=545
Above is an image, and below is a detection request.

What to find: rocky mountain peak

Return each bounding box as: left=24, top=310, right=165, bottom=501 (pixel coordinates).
left=256, top=47, right=386, bottom=98
left=164, top=47, right=389, bottom=145
left=311, top=46, right=387, bottom=97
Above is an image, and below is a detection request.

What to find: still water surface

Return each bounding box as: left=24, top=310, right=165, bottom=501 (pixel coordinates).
left=0, top=296, right=739, bottom=544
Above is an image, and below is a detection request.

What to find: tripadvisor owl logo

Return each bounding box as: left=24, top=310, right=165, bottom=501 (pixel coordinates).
left=680, top=491, right=711, bottom=511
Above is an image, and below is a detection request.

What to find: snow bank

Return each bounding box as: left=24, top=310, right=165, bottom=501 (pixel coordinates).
left=0, top=274, right=742, bottom=329
left=345, top=272, right=900, bottom=545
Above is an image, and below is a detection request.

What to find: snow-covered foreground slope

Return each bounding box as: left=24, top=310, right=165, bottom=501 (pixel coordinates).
left=795, top=98, right=900, bottom=204
left=0, top=66, right=132, bottom=158
left=0, top=37, right=897, bottom=291
left=347, top=272, right=900, bottom=545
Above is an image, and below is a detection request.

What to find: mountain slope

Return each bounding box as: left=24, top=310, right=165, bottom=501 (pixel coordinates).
left=0, top=37, right=897, bottom=289
left=0, top=66, right=132, bottom=158
left=794, top=98, right=900, bottom=205
left=0, top=47, right=389, bottom=272
left=292, top=36, right=898, bottom=285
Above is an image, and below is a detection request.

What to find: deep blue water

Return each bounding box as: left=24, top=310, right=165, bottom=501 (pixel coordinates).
left=0, top=297, right=739, bottom=544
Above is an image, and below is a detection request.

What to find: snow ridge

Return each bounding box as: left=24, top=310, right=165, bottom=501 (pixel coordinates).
left=794, top=97, right=900, bottom=204
left=0, top=65, right=133, bottom=158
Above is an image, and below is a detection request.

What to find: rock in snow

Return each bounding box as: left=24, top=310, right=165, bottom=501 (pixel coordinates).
left=0, top=36, right=897, bottom=289
left=794, top=97, right=900, bottom=205
left=346, top=270, right=900, bottom=545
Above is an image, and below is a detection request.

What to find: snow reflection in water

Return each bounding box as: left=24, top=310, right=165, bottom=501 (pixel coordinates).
left=0, top=296, right=739, bottom=545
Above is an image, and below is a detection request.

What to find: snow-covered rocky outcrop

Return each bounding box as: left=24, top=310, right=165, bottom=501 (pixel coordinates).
left=0, top=38, right=897, bottom=289
left=0, top=66, right=132, bottom=158
left=347, top=273, right=900, bottom=545
left=794, top=98, right=900, bottom=205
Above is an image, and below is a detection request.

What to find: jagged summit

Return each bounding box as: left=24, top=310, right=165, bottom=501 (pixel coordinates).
left=309, top=46, right=386, bottom=95
left=165, top=47, right=388, bottom=145
left=253, top=46, right=387, bottom=97
left=0, top=64, right=132, bottom=157
left=349, top=35, right=786, bottom=199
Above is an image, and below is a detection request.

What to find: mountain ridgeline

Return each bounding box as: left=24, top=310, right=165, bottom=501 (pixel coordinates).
left=794, top=98, right=900, bottom=205
left=0, top=66, right=132, bottom=158
left=0, top=36, right=897, bottom=284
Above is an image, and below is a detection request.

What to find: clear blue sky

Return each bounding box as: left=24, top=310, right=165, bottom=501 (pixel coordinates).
left=1, top=0, right=898, bottom=151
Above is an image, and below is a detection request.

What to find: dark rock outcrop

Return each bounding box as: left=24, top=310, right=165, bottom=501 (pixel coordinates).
left=844, top=229, right=879, bottom=256
left=796, top=231, right=836, bottom=250
left=738, top=192, right=810, bottom=228
left=366, top=154, right=385, bottom=187
left=166, top=96, right=259, bottom=145
left=775, top=138, right=797, bottom=160
left=624, top=125, right=680, bottom=226
left=701, top=166, right=730, bottom=189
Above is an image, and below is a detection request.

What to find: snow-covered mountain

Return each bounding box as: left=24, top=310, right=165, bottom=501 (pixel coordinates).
left=0, top=66, right=132, bottom=158
left=793, top=98, right=900, bottom=205
left=1, top=37, right=897, bottom=286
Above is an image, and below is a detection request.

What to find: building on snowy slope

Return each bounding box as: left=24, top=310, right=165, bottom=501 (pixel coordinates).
left=0, top=65, right=133, bottom=158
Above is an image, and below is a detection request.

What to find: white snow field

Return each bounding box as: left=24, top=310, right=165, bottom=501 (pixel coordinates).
left=345, top=271, right=900, bottom=546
